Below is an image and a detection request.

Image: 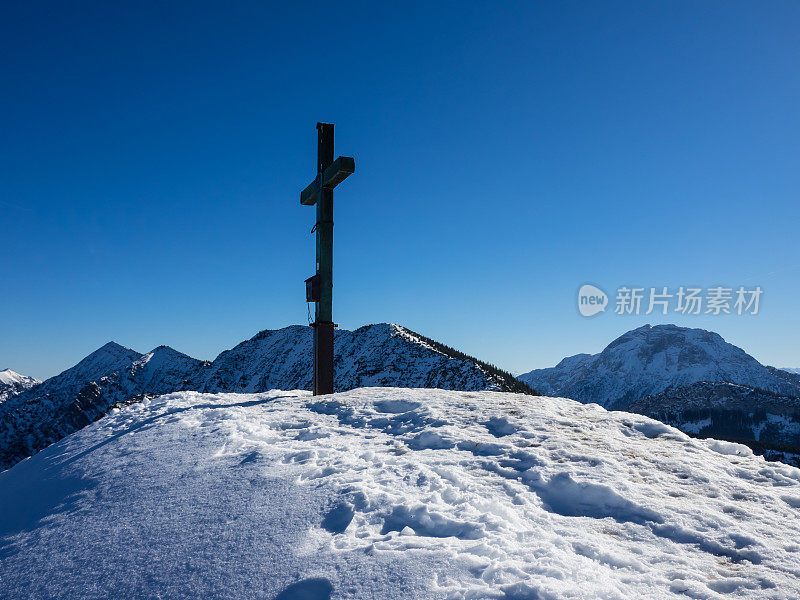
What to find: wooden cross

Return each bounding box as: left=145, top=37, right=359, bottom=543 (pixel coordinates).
left=300, top=123, right=355, bottom=395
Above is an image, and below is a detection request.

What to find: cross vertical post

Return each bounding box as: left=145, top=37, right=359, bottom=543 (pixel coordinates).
left=314, top=123, right=334, bottom=396
left=300, top=123, right=355, bottom=395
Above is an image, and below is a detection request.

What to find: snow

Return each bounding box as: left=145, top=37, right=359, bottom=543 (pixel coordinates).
left=704, top=439, right=754, bottom=457
left=0, top=369, right=39, bottom=389
left=2, top=387, right=799, bottom=599
left=0, top=369, right=26, bottom=386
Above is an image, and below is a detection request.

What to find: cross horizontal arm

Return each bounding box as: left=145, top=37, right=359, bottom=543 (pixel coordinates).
left=300, top=156, right=356, bottom=205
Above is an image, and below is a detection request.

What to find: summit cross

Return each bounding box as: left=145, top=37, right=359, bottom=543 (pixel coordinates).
left=300, top=122, right=355, bottom=395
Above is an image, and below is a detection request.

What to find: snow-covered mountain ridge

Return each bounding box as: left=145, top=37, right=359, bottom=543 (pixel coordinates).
left=196, top=323, right=526, bottom=394
left=0, top=324, right=533, bottom=471
left=1, top=387, right=798, bottom=599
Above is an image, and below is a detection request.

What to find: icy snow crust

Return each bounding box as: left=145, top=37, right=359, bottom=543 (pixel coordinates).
left=2, top=389, right=799, bottom=599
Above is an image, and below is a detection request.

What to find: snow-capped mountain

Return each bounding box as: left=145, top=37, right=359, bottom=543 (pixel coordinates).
left=0, top=368, right=40, bottom=402
left=0, top=324, right=532, bottom=471
left=7, top=341, right=144, bottom=409
left=2, top=387, right=798, bottom=599
left=0, top=341, right=145, bottom=469
left=519, top=324, right=800, bottom=409
left=198, top=324, right=526, bottom=394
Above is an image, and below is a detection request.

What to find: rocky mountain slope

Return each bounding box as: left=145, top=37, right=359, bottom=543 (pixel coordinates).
left=767, top=365, right=800, bottom=390
left=628, top=382, right=800, bottom=466
left=2, top=387, right=798, bottom=599
left=0, top=324, right=533, bottom=471
left=0, top=368, right=40, bottom=402
left=519, top=324, right=800, bottom=409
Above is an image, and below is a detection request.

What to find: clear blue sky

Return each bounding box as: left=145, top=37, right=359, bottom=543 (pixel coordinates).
left=2, top=1, right=799, bottom=380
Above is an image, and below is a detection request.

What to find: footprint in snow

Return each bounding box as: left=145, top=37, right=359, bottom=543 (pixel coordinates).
left=531, top=472, right=663, bottom=524
left=273, top=577, right=332, bottom=600
left=406, top=431, right=454, bottom=450
left=373, top=399, right=421, bottom=413
left=321, top=501, right=355, bottom=534
left=380, top=505, right=482, bottom=540
left=237, top=450, right=261, bottom=466
left=485, top=416, right=519, bottom=437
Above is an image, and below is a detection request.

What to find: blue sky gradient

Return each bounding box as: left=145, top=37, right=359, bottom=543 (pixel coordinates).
left=2, top=1, right=799, bottom=379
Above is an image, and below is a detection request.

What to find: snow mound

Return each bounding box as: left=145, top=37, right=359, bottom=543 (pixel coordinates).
left=1, top=388, right=799, bottom=599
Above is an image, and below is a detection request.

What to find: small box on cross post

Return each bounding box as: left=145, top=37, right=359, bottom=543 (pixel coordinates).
left=305, top=274, right=321, bottom=303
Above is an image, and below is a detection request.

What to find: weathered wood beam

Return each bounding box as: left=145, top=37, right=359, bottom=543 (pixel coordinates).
left=300, top=156, right=355, bottom=205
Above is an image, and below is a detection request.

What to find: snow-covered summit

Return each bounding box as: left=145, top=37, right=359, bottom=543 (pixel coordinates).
left=0, top=368, right=37, bottom=387
left=128, top=345, right=207, bottom=388
left=41, top=340, right=143, bottom=397
left=1, top=387, right=798, bottom=599
left=0, top=368, right=40, bottom=402
left=519, top=324, right=799, bottom=409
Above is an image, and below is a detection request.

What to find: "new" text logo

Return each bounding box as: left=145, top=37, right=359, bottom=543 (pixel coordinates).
left=578, top=284, right=608, bottom=317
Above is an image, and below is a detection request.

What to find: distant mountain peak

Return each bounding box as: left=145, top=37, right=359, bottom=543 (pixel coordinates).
left=251, top=324, right=309, bottom=342
left=95, top=340, right=138, bottom=355
left=131, top=345, right=200, bottom=374
left=520, top=324, right=798, bottom=409
left=0, top=368, right=31, bottom=383
left=0, top=368, right=40, bottom=383
left=606, top=323, right=724, bottom=348
left=145, top=345, right=188, bottom=358
left=0, top=369, right=40, bottom=402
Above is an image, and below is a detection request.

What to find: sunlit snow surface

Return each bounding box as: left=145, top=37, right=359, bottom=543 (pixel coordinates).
left=2, top=388, right=800, bottom=599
